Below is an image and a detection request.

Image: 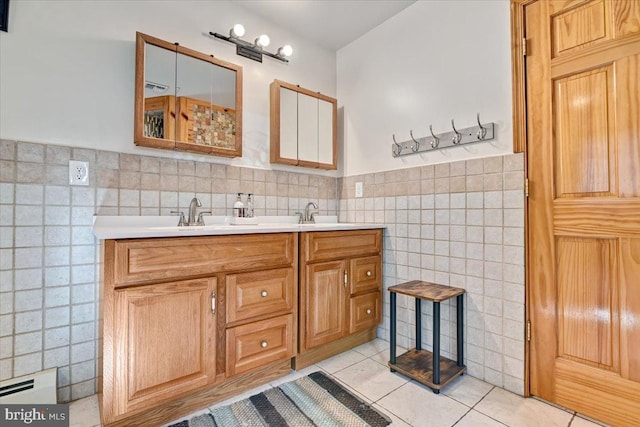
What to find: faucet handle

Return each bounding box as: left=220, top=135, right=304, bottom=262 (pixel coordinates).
left=170, top=211, right=186, bottom=227
left=294, top=212, right=303, bottom=224
left=196, top=211, right=212, bottom=226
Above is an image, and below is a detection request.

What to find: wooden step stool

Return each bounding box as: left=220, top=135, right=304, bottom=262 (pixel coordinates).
left=388, top=280, right=466, bottom=393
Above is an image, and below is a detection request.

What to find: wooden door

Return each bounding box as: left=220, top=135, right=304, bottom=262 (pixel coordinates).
left=113, top=278, right=217, bottom=415
left=302, top=260, right=347, bottom=350
left=526, top=1, right=640, bottom=425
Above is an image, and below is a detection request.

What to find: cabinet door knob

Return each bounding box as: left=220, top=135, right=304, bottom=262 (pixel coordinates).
left=261, top=290, right=268, bottom=297
left=366, top=270, right=372, bottom=277
left=261, top=341, right=268, bottom=348
left=366, top=309, right=372, bottom=315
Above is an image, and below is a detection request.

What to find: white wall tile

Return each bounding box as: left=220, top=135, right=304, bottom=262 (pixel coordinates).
left=44, top=326, right=70, bottom=350
left=13, top=352, right=42, bottom=377
left=14, top=331, right=43, bottom=355
left=14, top=310, right=42, bottom=333
left=15, top=184, right=44, bottom=205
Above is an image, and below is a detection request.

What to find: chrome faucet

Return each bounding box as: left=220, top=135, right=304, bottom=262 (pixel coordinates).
left=170, top=197, right=210, bottom=226
left=188, top=197, right=202, bottom=225
left=303, top=201, right=318, bottom=223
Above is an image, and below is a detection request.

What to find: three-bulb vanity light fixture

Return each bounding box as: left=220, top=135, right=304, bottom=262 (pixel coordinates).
left=209, top=24, right=293, bottom=63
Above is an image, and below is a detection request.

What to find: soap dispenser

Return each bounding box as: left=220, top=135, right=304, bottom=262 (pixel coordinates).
left=233, top=193, right=245, bottom=217
left=246, top=193, right=254, bottom=218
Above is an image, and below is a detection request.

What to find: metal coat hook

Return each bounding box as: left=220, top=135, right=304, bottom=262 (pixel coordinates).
left=429, top=125, right=440, bottom=148
left=476, top=113, right=487, bottom=140
left=409, top=130, right=420, bottom=152
left=451, top=119, right=462, bottom=145
left=392, top=134, right=402, bottom=157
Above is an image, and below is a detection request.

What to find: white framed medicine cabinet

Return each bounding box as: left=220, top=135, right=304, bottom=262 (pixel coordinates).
left=270, top=80, right=337, bottom=170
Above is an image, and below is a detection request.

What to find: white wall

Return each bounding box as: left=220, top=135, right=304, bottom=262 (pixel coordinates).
left=0, top=0, right=336, bottom=172
left=337, top=0, right=513, bottom=177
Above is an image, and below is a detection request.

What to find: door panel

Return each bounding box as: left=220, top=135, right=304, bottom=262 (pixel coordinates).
left=617, top=54, right=640, bottom=197
left=620, top=238, right=640, bottom=382
left=552, top=0, right=608, bottom=57
left=556, top=237, right=617, bottom=368
left=612, top=0, right=640, bottom=37
left=526, top=1, right=640, bottom=425
left=554, top=66, right=615, bottom=197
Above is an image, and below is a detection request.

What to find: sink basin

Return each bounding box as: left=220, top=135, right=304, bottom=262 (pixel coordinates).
left=311, top=215, right=338, bottom=224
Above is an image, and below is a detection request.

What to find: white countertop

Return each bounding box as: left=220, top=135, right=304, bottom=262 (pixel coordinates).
left=92, top=215, right=385, bottom=239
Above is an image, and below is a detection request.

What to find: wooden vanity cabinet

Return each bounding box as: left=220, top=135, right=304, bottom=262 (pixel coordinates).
left=296, top=229, right=383, bottom=369
left=100, top=233, right=297, bottom=427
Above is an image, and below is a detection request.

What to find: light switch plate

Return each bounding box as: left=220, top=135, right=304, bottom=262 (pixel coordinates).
left=355, top=182, right=363, bottom=198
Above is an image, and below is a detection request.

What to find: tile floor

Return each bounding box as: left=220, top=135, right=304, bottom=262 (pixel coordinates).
left=69, top=339, right=607, bottom=427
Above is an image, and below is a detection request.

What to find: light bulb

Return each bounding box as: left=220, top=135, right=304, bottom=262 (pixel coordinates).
left=230, top=24, right=245, bottom=38
left=255, top=34, right=270, bottom=48
left=278, top=45, right=293, bottom=57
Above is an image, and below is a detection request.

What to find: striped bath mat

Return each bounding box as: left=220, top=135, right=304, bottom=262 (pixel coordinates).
left=170, top=371, right=391, bottom=427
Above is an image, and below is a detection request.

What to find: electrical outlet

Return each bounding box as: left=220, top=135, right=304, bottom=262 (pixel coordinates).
left=69, top=160, right=89, bottom=186
left=355, top=182, right=363, bottom=198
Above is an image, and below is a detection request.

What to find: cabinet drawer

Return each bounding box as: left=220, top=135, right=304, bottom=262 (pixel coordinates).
left=350, top=255, right=381, bottom=295
left=226, top=268, right=294, bottom=324
left=349, top=292, right=381, bottom=334
left=302, top=229, right=382, bottom=262
left=112, top=233, right=295, bottom=285
left=226, top=314, right=294, bottom=377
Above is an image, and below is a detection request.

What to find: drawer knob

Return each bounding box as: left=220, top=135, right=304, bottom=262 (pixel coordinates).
left=261, top=290, right=268, bottom=297
left=261, top=341, right=268, bottom=348
left=366, top=271, right=372, bottom=277
left=366, top=309, right=372, bottom=315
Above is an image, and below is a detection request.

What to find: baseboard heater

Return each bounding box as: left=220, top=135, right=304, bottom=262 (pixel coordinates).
left=0, top=368, right=57, bottom=404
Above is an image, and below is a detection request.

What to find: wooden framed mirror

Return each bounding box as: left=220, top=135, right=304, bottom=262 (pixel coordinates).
left=134, top=32, right=243, bottom=157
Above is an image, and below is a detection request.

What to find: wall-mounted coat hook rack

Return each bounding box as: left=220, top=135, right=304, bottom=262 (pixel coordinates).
left=391, top=113, right=495, bottom=158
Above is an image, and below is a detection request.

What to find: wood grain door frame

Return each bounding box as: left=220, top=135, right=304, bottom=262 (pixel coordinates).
left=510, top=0, right=536, bottom=398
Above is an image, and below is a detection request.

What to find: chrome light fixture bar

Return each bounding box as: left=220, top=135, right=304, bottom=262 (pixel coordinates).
left=209, top=24, right=293, bottom=63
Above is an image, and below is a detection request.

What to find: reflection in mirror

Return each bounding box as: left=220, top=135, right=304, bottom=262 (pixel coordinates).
left=175, top=53, right=237, bottom=149
left=134, top=32, right=243, bottom=157
left=144, top=44, right=176, bottom=140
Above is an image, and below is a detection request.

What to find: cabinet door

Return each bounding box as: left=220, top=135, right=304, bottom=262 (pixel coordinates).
left=297, top=92, right=319, bottom=166
left=317, top=98, right=334, bottom=168
left=113, top=278, right=217, bottom=415
left=279, top=87, right=298, bottom=162
left=303, top=260, right=347, bottom=350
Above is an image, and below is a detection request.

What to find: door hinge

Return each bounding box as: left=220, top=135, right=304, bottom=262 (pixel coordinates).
left=525, top=178, right=529, bottom=198
left=527, top=320, right=531, bottom=342
left=522, top=37, right=527, bottom=56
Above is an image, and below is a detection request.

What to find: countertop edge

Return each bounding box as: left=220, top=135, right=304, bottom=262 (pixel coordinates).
left=93, top=223, right=386, bottom=240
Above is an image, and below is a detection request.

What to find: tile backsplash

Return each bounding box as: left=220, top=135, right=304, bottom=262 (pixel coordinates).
left=0, top=139, right=337, bottom=402
left=338, top=153, right=526, bottom=395
left=0, top=139, right=525, bottom=401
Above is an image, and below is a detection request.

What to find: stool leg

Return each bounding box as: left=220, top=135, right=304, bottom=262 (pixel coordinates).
left=433, top=301, right=440, bottom=391
left=457, top=294, right=464, bottom=367
left=390, top=292, right=397, bottom=371
left=415, top=298, right=421, bottom=351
